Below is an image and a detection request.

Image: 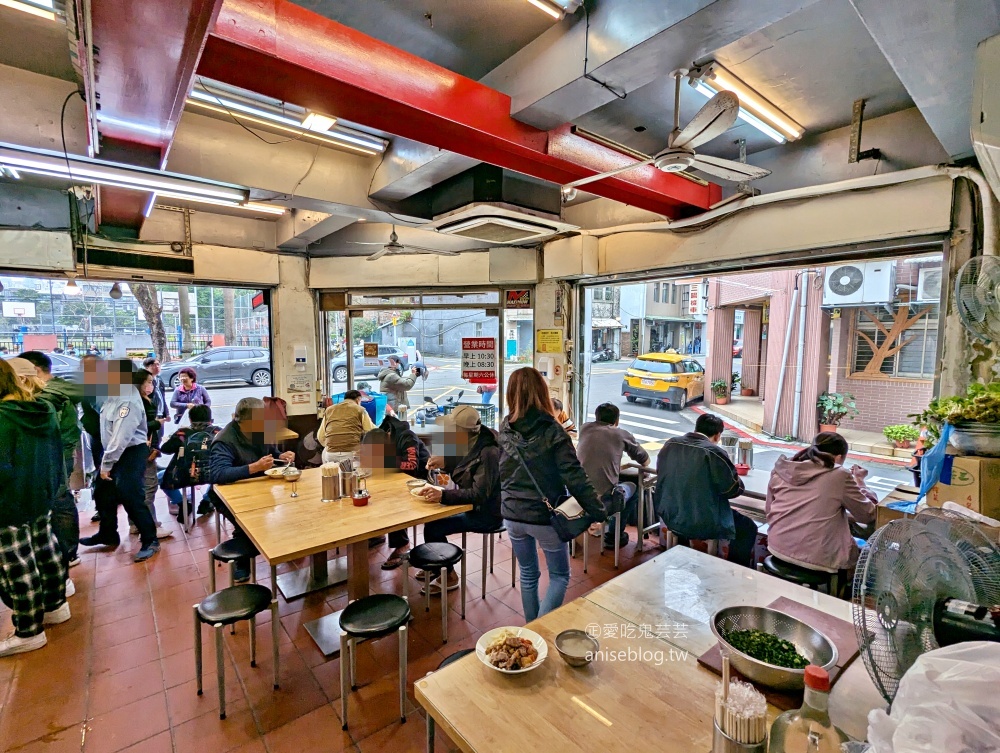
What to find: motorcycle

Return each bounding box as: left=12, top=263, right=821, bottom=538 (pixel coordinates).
left=413, top=390, right=464, bottom=425
left=593, top=348, right=618, bottom=363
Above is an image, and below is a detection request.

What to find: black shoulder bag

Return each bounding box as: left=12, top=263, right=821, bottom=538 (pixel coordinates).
left=509, top=445, right=591, bottom=542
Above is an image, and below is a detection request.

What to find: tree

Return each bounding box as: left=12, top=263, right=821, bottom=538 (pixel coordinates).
left=223, top=287, right=235, bottom=345
left=130, top=283, right=170, bottom=362
left=178, top=285, right=193, bottom=356
left=857, top=305, right=932, bottom=376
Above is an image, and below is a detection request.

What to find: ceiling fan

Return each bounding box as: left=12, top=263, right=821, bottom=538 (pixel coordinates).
left=348, top=225, right=461, bottom=261
left=561, top=69, right=771, bottom=200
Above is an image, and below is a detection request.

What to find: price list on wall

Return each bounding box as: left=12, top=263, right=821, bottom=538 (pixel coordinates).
left=461, top=337, right=496, bottom=383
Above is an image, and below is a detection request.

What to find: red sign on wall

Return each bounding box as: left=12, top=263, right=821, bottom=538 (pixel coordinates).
left=505, top=290, right=531, bottom=309
left=461, top=337, right=497, bottom=384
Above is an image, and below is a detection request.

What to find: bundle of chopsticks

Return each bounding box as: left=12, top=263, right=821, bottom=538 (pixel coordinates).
left=321, top=463, right=338, bottom=477
left=715, top=656, right=767, bottom=745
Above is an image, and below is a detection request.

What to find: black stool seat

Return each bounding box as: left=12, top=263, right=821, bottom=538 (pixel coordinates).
left=408, top=542, right=463, bottom=571
left=211, top=538, right=257, bottom=562
left=437, top=648, right=474, bottom=670
left=468, top=523, right=505, bottom=535
left=763, top=555, right=834, bottom=587
left=340, top=594, right=411, bottom=639
left=197, top=584, right=272, bottom=626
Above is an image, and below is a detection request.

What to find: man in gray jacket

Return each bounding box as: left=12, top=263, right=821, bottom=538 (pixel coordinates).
left=377, top=355, right=417, bottom=410
left=79, top=359, right=159, bottom=563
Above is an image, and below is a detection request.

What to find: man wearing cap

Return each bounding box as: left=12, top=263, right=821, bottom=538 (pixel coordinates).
left=417, top=405, right=502, bottom=594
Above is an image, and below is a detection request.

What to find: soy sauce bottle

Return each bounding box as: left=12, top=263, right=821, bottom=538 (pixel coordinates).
left=768, top=666, right=849, bottom=753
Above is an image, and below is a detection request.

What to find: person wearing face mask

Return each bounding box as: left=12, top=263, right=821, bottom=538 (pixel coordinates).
left=765, top=431, right=876, bottom=574
left=417, top=406, right=502, bottom=594
left=208, top=397, right=295, bottom=582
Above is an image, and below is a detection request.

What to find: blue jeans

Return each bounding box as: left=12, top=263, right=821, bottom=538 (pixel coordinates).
left=156, top=469, right=183, bottom=507
left=505, top=520, right=570, bottom=622
left=481, top=389, right=496, bottom=404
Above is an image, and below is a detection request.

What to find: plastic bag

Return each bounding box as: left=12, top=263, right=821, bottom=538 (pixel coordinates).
left=866, top=642, right=1000, bottom=753
left=916, top=423, right=952, bottom=502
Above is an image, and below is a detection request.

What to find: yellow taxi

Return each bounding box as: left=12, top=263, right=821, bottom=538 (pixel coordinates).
left=620, top=351, right=704, bottom=410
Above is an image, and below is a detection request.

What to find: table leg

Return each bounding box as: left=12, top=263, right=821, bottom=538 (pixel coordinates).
left=636, top=473, right=645, bottom=554
left=426, top=713, right=435, bottom=752
left=303, top=541, right=371, bottom=657
left=275, top=550, right=350, bottom=600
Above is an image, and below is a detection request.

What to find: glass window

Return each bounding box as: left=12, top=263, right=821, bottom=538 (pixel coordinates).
left=671, top=284, right=678, bottom=305
left=851, top=305, right=938, bottom=379
left=653, top=283, right=660, bottom=303
left=437, top=323, right=445, bottom=347
left=630, top=357, right=680, bottom=374
left=475, top=321, right=484, bottom=337
left=202, top=349, right=230, bottom=363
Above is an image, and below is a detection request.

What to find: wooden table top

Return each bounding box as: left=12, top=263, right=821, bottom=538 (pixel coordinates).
left=416, top=599, right=725, bottom=753
left=583, top=547, right=885, bottom=739
left=214, top=468, right=472, bottom=564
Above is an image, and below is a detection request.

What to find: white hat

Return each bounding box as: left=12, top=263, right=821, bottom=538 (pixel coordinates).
left=443, top=405, right=481, bottom=432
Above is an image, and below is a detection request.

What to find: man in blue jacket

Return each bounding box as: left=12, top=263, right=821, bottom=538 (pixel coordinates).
left=79, top=359, right=160, bottom=563
left=209, top=397, right=295, bottom=582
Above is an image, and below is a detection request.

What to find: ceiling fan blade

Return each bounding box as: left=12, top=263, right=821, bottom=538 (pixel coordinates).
left=689, top=154, right=771, bottom=182
left=563, top=157, right=658, bottom=190
left=366, top=246, right=392, bottom=261
left=404, top=245, right=461, bottom=256
left=670, top=90, right=739, bottom=150
left=348, top=240, right=388, bottom=245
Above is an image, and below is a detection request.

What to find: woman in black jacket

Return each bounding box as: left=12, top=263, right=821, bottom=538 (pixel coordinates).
left=499, top=368, right=604, bottom=621
left=0, top=359, right=69, bottom=657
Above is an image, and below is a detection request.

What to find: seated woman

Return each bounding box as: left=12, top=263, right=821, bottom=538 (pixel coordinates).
left=765, top=431, right=877, bottom=574
left=417, top=406, right=502, bottom=594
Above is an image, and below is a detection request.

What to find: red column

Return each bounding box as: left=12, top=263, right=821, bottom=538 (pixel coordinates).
left=705, top=289, right=735, bottom=407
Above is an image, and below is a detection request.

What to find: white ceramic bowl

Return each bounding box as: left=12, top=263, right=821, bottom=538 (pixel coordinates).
left=476, top=626, right=548, bottom=674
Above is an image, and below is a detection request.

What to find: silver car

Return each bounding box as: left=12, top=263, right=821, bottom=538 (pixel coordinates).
left=160, top=347, right=271, bottom=388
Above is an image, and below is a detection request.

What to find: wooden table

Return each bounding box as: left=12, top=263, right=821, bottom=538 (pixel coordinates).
left=417, top=550, right=886, bottom=751
left=584, top=547, right=886, bottom=740
left=214, top=468, right=472, bottom=655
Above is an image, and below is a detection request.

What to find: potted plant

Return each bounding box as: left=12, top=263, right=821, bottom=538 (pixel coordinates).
left=817, top=391, right=859, bottom=432
left=731, top=372, right=741, bottom=394
left=711, top=378, right=730, bottom=405
left=909, top=382, right=1000, bottom=456
left=883, top=424, right=920, bottom=449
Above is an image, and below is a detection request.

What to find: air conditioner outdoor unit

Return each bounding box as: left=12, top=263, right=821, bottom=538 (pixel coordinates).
left=823, top=261, right=896, bottom=305
left=916, top=267, right=943, bottom=302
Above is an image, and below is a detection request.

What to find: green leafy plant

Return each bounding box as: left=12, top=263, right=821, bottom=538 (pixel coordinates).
left=731, top=372, right=741, bottom=391
left=910, top=382, right=1000, bottom=445
left=817, top=391, right=859, bottom=426
left=711, top=378, right=729, bottom=397
left=883, top=424, right=920, bottom=443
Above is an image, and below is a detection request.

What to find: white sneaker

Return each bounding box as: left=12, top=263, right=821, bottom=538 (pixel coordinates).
left=0, top=632, right=47, bottom=657
left=129, top=524, right=138, bottom=535
left=43, top=602, right=71, bottom=626
left=155, top=526, right=174, bottom=539
left=65, top=579, right=75, bottom=598
left=67, top=557, right=81, bottom=568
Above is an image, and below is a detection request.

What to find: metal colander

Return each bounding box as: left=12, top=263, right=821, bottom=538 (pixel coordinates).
left=711, top=606, right=838, bottom=691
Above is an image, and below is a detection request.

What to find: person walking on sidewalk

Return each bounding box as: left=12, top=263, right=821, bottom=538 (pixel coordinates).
left=79, top=359, right=160, bottom=563
left=0, top=359, right=70, bottom=657
left=377, top=356, right=417, bottom=411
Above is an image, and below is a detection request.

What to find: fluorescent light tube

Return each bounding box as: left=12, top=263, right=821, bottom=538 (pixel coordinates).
left=0, top=142, right=249, bottom=203
left=525, top=0, right=563, bottom=19
left=0, top=0, right=57, bottom=21
left=693, top=64, right=803, bottom=142
left=301, top=112, right=337, bottom=132
left=692, top=81, right=786, bottom=144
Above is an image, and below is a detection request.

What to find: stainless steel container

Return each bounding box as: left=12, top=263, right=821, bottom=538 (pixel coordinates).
left=737, top=439, right=754, bottom=468
left=321, top=474, right=338, bottom=503
left=338, top=468, right=358, bottom=499
left=712, top=721, right=766, bottom=753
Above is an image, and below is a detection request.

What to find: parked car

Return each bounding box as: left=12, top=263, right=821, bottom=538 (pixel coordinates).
left=3, top=352, right=81, bottom=381
left=160, top=347, right=271, bottom=388
left=733, top=340, right=743, bottom=358
left=331, top=345, right=409, bottom=383
left=620, top=352, right=704, bottom=410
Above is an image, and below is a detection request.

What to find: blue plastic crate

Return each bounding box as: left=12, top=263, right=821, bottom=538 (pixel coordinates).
left=331, top=391, right=387, bottom=425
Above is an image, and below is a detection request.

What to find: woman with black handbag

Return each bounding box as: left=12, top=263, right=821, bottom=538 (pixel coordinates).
left=499, top=368, right=605, bottom=621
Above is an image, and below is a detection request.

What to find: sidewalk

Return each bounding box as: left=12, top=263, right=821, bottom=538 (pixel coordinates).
left=702, top=396, right=912, bottom=462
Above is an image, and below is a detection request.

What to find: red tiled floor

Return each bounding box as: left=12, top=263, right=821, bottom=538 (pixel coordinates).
left=0, top=499, right=665, bottom=752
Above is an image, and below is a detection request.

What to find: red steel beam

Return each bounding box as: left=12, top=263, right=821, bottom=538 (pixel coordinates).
left=201, top=0, right=721, bottom=217
left=90, top=0, right=224, bottom=229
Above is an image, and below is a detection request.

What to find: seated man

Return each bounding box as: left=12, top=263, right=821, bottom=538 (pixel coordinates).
left=417, top=406, right=502, bottom=594
left=209, top=397, right=295, bottom=582
left=654, top=413, right=757, bottom=568
left=159, top=405, right=221, bottom=520
left=318, top=389, right=374, bottom=463
left=577, top=402, right=649, bottom=549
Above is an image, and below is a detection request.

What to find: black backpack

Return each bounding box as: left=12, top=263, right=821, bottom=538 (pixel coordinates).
left=162, top=428, right=217, bottom=489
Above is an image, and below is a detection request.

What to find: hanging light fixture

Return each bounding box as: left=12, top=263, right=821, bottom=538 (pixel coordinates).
left=109, top=282, right=123, bottom=300
left=64, top=275, right=81, bottom=296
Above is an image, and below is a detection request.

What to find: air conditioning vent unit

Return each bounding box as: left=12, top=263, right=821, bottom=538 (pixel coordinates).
left=916, top=267, right=943, bottom=302
left=428, top=204, right=574, bottom=244
left=75, top=237, right=194, bottom=281
left=823, top=261, right=896, bottom=305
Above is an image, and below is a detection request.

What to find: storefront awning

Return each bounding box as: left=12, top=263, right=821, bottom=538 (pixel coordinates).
left=591, top=318, right=622, bottom=329
left=645, top=316, right=698, bottom=323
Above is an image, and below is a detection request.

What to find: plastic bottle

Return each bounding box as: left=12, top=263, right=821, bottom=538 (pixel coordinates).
left=767, top=666, right=850, bottom=753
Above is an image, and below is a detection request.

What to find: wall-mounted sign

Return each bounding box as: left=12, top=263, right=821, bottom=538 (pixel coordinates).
left=251, top=291, right=267, bottom=312
left=461, top=337, right=496, bottom=383
left=536, top=329, right=563, bottom=353
left=287, top=375, right=312, bottom=393
left=363, top=342, right=380, bottom=367
left=505, top=290, right=531, bottom=310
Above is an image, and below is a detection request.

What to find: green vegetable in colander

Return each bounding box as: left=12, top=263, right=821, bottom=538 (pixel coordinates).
left=725, top=628, right=809, bottom=669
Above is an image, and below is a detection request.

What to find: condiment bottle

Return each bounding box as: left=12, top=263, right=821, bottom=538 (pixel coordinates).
left=767, top=666, right=849, bottom=753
